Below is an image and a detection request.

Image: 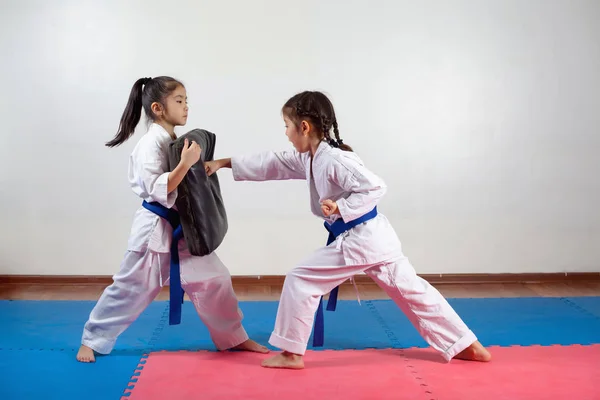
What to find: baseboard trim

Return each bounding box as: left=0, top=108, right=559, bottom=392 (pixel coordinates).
left=1, top=272, right=598, bottom=286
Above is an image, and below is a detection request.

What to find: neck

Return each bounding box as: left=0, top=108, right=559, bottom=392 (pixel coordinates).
left=156, top=120, right=176, bottom=139
left=309, top=138, right=322, bottom=157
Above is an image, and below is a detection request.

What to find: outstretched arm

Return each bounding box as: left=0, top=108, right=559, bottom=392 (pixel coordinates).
left=205, top=158, right=232, bottom=175
left=206, top=150, right=306, bottom=182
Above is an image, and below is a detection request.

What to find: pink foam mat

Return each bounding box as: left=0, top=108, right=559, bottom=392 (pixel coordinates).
left=123, top=345, right=600, bottom=400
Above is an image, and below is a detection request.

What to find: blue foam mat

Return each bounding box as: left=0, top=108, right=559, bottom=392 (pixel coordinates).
left=2, top=297, right=600, bottom=352
left=0, top=349, right=143, bottom=400
left=151, top=300, right=393, bottom=351
left=153, top=297, right=600, bottom=351
left=564, top=296, right=600, bottom=318
left=1, top=297, right=599, bottom=399
left=370, top=297, right=600, bottom=347
left=0, top=300, right=167, bottom=351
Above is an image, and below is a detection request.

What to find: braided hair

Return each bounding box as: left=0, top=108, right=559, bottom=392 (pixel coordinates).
left=282, top=91, right=353, bottom=152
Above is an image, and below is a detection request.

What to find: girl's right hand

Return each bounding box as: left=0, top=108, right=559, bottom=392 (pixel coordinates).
left=204, top=160, right=220, bottom=176
left=181, top=138, right=201, bottom=168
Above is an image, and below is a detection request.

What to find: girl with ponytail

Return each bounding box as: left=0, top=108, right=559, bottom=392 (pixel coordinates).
left=76, top=77, right=268, bottom=363
left=205, top=90, right=491, bottom=369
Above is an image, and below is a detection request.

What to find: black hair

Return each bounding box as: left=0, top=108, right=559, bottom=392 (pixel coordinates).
left=106, top=76, right=184, bottom=147
left=282, top=91, right=353, bottom=152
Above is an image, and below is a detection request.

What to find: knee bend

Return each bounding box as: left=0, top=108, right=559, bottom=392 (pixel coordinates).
left=212, top=274, right=233, bottom=291
left=183, top=274, right=232, bottom=291
left=282, top=268, right=316, bottom=296
left=284, top=268, right=305, bottom=285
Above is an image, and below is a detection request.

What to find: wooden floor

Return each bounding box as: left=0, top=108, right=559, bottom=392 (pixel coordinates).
left=1, top=281, right=599, bottom=301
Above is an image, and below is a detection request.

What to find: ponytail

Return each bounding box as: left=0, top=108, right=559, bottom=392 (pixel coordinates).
left=106, top=77, right=151, bottom=147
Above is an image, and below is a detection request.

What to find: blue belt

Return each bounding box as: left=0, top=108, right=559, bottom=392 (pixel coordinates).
left=312, top=206, right=378, bottom=347
left=142, top=200, right=185, bottom=325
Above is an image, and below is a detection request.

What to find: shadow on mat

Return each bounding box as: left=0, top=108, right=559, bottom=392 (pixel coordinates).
left=210, top=348, right=447, bottom=368
left=399, top=348, right=447, bottom=364
left=94, top=349, right=151, bottom=357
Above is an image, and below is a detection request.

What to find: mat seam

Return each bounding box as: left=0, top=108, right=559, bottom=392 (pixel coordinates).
left=366, top=300, right=437, bottom=400
left=560, top=297, right=600, bottom=320
left=121, top=301, right=170, bottom=399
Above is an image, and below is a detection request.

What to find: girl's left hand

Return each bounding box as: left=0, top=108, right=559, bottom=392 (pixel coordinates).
left=321, top=199, right=339, bottom=217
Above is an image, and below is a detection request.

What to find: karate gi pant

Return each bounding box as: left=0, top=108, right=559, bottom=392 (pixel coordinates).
left=269, top=244, right=477, bottom=362
left=81, top=248, right=248, bottom=354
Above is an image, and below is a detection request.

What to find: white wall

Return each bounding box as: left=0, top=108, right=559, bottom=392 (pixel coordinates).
left=1, top=0, right=599, bottom=276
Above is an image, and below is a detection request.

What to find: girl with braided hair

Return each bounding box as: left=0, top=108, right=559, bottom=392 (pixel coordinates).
left=206, top=90, right=491, bottom=369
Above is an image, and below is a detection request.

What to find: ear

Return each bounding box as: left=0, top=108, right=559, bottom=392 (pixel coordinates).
left=151, top=102, right=163, bottom=117
left=301, top=120, right=311, bottom=136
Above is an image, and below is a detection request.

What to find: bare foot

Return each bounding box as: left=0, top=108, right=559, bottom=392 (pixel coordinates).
left=76, top=345, right=96, bottom=363
left=261, top=351, right=304, bottom=369
left=231, top=339, right=270, bottom=354
left=454, top=341, right=492, bottom=362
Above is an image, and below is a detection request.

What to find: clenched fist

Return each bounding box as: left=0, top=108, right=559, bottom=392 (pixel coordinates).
left=321, top=199, right=339, bottom=217
left=204, top=160, right=220, bottom=176
left=181, top=138, right=201, bottom=168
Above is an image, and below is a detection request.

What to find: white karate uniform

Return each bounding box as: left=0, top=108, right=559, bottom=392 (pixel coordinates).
left=81, top=123, right=248, bottom=354
left=232, top=141, right=477, bottom=361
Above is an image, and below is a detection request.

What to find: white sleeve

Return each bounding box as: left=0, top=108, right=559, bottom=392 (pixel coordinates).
left=329, top=157, right=387, bottom=223
left=232, top=150, right=306, bottom=181
left=129, top=142, right=178, bottom=208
